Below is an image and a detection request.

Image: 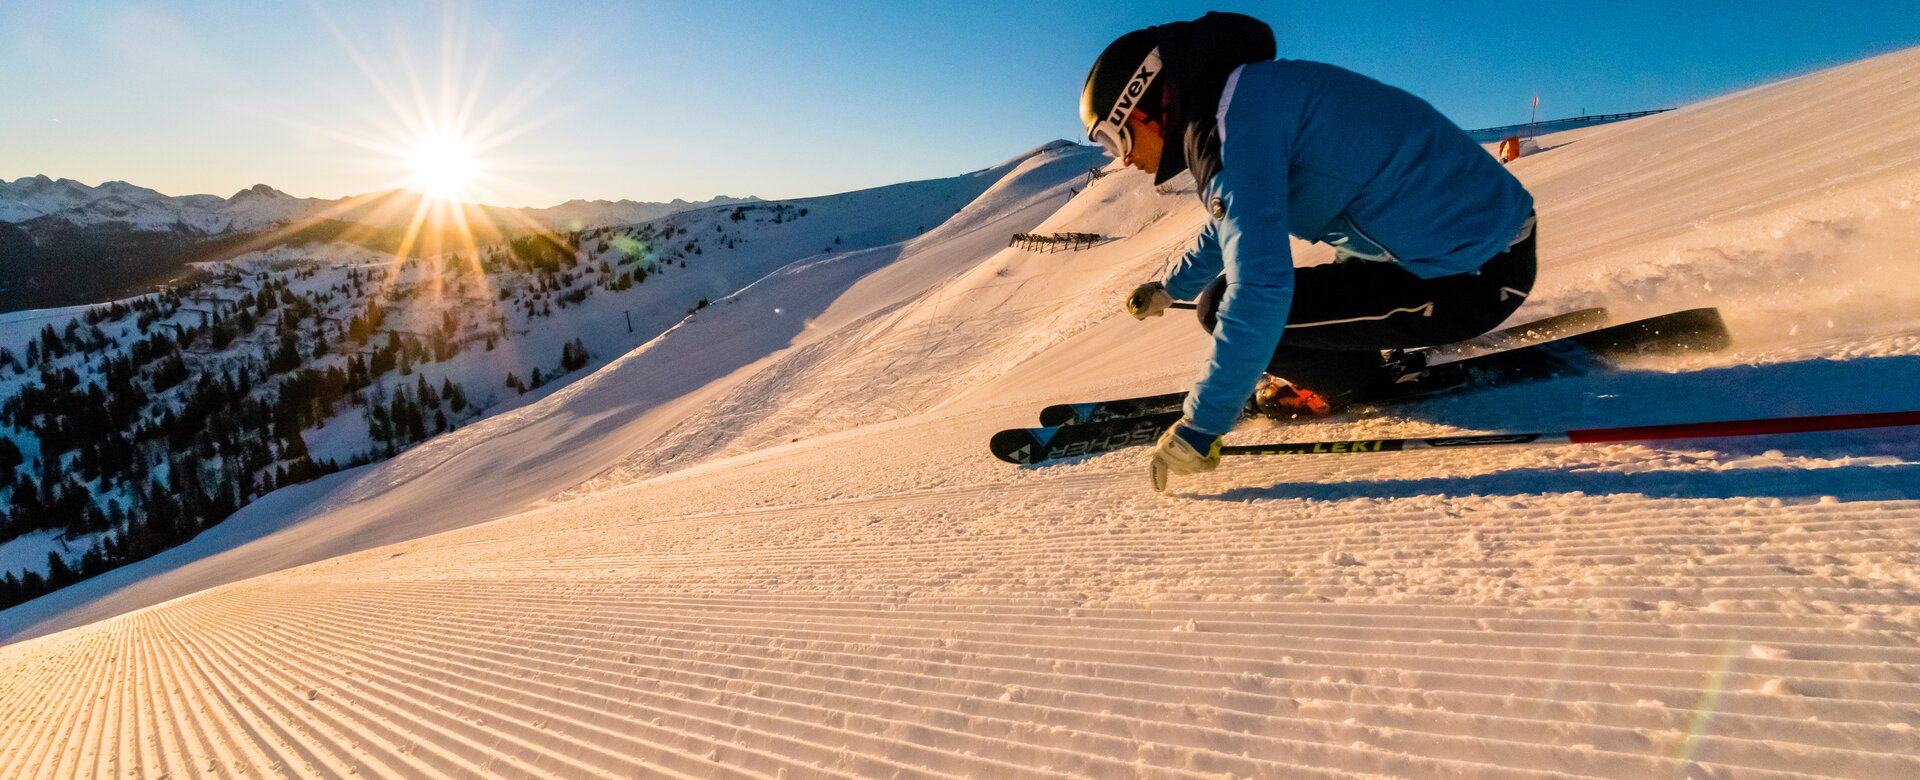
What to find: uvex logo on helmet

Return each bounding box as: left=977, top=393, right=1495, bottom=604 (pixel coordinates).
left=1085, top=46, right=1163, bottom=160
left=1106, top=48, right=1162, bottom=126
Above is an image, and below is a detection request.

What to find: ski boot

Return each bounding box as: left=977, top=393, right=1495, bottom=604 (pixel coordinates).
left=1250, top=375, right=1332, bottom=419
left=1381, top=348, right=1430, bottom=385
left=1250, top=350, right=1431, bottom=420
left=1382, top=347, right=1471, bottom=393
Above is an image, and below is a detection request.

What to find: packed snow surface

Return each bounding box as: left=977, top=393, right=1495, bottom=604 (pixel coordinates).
left=3, top=49, right=1920, bottom=778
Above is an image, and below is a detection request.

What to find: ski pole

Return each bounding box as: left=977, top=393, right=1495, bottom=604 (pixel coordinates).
left=1220, top=410, right=1920, bottom=457
left=1169, top=301, right=1197, bottom=310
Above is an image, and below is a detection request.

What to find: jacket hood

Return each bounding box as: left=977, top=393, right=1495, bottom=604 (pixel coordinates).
left=1145, top=12, right=1276, bottom=185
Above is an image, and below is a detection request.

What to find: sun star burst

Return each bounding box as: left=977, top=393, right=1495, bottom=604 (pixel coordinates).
left=405, top=134, right=480, bottom=203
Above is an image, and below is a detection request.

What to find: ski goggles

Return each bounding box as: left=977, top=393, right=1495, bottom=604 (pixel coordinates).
left=1087, top=47, right=1162, bottom=160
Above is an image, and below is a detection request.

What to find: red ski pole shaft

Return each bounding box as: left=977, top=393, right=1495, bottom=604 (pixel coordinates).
left=1221, top=410, right=1920, bottom=458
left=1566, top=410, right=1920, bottom=443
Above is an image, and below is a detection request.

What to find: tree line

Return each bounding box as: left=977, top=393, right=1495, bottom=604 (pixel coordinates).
left=0, top=278, right=485, bottom=609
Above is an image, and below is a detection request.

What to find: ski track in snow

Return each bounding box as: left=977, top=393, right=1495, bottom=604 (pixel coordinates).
left=5, top=49, right=1920, bottom=779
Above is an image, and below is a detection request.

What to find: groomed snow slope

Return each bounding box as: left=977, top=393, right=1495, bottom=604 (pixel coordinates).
left=3, top=49, right=1920, bottom=778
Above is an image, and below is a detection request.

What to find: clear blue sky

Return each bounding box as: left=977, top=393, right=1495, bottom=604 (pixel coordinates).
left=4, top=1, right=1916, bottom=207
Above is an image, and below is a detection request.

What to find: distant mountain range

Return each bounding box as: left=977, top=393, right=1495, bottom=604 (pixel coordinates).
left=0, top=176, right=757, bottom=313
left=0, top=175, right=758, bottom=233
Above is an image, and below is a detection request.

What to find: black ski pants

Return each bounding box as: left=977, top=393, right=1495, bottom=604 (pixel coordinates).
left=1195, top=220, right=1536, bottom=406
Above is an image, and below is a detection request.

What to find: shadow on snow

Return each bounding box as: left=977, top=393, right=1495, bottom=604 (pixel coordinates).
left=1186, top=353, right=1920, bottom=502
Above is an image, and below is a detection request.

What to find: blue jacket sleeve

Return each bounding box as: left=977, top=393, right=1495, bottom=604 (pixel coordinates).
left=1162, top=219, right=1222, bottom=301
left=1181, top=146, right=1295, bottom=436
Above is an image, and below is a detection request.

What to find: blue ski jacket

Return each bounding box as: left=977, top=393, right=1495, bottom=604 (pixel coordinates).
left=1163, top=59, right=1535, bottom=435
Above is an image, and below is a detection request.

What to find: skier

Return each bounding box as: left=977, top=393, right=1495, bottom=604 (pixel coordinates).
left=1079, top=12, right=1538, bottom=489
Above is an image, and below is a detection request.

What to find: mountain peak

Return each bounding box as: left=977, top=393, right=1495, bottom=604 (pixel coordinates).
left=229, top=183, right=289, bottom=201
left=97, top=180, right=164, bottom=198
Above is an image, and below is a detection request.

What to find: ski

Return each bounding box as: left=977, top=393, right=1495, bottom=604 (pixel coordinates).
left=1401, top=305, right=1727, bottom=392
left=1039, top=306, right=1610, bottom=427
left=990, top=411, right=1184, bottom=466
left=993, top=307, right=1728, bottom=465
left=1422, top=305, right=1612, bottom=358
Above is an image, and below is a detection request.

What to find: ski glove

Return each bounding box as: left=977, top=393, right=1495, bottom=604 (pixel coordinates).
left=1150, top=422, right=1222, bottom=492
left=1125, top=281, right=1172, bottom=320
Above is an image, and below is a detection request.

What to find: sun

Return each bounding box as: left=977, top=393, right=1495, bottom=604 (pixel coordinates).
left=404, top=135, right=479, bottom=203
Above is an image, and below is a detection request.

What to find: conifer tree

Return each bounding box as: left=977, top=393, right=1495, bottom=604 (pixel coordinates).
left=45, top=552, right=74, bottom=587
left=0, top=437, right=20, bottom=488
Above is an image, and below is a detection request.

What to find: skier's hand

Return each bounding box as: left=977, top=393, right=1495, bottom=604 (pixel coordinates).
left=1150, top=421, right=1221, bottom=492
left=1125, top=281, right=1172, bottom=320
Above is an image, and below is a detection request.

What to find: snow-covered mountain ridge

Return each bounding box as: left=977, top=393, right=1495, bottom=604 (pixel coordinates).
left=2, top=44, right=1919, bottom=778
left=0, top=175, right=763, bottom=314
left=0, top=174, right=756, bottom=233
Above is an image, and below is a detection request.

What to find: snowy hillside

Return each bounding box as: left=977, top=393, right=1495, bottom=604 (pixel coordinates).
left=528, top=195, right=761, bottom=232
left=2, top=45, right=1919, bottom=779
left=0, top=142, right=1092, bottom=607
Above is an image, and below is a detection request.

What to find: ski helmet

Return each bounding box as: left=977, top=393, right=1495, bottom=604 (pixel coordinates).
left=1082, top=13, right=1276, bottom=184
left=1079, top=29, right=1162, bottom=160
